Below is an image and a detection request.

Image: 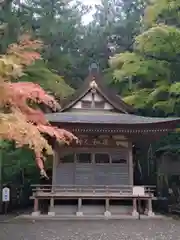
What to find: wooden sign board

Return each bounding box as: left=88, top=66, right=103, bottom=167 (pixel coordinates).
left=71, top=135, right=128, bottom=148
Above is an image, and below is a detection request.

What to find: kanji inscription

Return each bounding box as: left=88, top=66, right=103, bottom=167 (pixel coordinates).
left=71, top=135, right=128, bottom=148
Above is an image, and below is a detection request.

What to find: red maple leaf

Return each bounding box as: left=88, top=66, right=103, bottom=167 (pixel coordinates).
left=0, top=35, right=77, bottom=176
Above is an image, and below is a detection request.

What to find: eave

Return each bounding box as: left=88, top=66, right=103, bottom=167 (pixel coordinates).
left=46, top=112, right=180, bottom=126
left=45, top=112, right=180, bottom=138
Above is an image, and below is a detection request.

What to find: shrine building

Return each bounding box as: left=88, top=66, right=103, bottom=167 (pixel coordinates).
left=31, top=65, right=180, bottom=218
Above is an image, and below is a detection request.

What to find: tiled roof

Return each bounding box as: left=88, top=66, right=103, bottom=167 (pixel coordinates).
left=46, top=112, right=180, bottom=125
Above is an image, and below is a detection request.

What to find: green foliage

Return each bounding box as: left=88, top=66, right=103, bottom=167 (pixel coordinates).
left=1, top=139, right=53, bottom=185
left=0, top=141, right=36, bottom=183
left=111, top=52, right=169, bottom=83
left=24, top=0, right=88, bottom=88
left=110, top=0, right=180, bottom=116
left=19, top=61, right=74, bottom=99
left=144, top=0, right=180, bottom=28
left=123, top=89, right=151, bottom=108
left=0, top=0, right=147, bottom=88
left=170, top=82, right=180, bottom=95
left=0, top=0, right=89, bottom=88
left=154, top=130, right=180, bottom=155
left=135, top=24, right=180, bottom=62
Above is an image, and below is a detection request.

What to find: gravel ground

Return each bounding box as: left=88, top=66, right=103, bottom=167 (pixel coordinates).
left=1, top=219, right=180, bottom=240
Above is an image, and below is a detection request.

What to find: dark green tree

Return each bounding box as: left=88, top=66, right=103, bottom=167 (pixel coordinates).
left=79, top=0, right=147, bottom=79
left=20, top=0, right=89, bottom=88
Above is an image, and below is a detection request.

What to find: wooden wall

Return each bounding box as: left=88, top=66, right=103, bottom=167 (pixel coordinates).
left=54, top=149, right=131, bottom=186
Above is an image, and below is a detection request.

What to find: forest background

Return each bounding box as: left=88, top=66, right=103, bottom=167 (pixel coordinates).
left=0, top=0, right=180, bottom=206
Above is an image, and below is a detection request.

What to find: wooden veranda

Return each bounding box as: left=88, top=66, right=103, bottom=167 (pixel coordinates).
left=31, top=184, right=156, bottom=217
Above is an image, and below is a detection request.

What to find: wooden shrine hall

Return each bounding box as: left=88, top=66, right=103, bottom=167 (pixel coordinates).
left=31, top=65, right=180, bottom=218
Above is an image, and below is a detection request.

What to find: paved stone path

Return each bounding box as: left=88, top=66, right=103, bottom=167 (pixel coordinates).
left=0, top=218, right=180, bottom=240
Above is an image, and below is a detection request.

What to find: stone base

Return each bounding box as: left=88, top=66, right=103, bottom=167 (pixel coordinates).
left=48, top=212, right=55, bottom=216
left=31, top=211, right=40, bottom=216
left=144, top=208, right=148, bottom=215
left=132, top=210, right=138, bottom=217
left=147, top=211, right=155, bottom=217
left=76, top=212, right=83, bottom=217
left=104, top=211, right=111, bottom=217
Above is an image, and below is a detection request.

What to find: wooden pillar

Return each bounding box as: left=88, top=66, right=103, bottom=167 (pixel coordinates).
left=128, top=142, right=133, bottom=186
left=76, top=198, right=83, bottom=216
left=104, top=198, right=111, bottom=217
left=50, top=198, right=54, bottom=208
left=91, top=152, right=95, bottom=164
left=48, top=198, right=55, bottom=216
left=132, top=198, right=138, bottom=217
left=78, top=198, right=82, bottom=212
left=32, top=198, right=40, bottom=216
left=74, top=153, right=77, bottom=183
left=52, top=142, right=59, bottom=186
left=105, top=198, right=110, bottom=211
left=48, top=142, right=59, bottom=216
left=34, top=198, right=39, bottom=212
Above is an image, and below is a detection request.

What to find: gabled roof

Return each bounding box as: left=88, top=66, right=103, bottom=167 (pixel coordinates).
left=47, top=68, right=180, bottom=131
left=60, top=71, right=135, bottom=113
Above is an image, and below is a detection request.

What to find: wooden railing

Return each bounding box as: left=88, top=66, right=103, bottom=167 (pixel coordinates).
left=31, top=185, right=156, bottom=197
left=144, top=186, right=156, bottom=196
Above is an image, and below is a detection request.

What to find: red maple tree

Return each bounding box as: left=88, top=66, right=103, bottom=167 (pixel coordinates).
left=0, top=34, right=77, bottom=177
